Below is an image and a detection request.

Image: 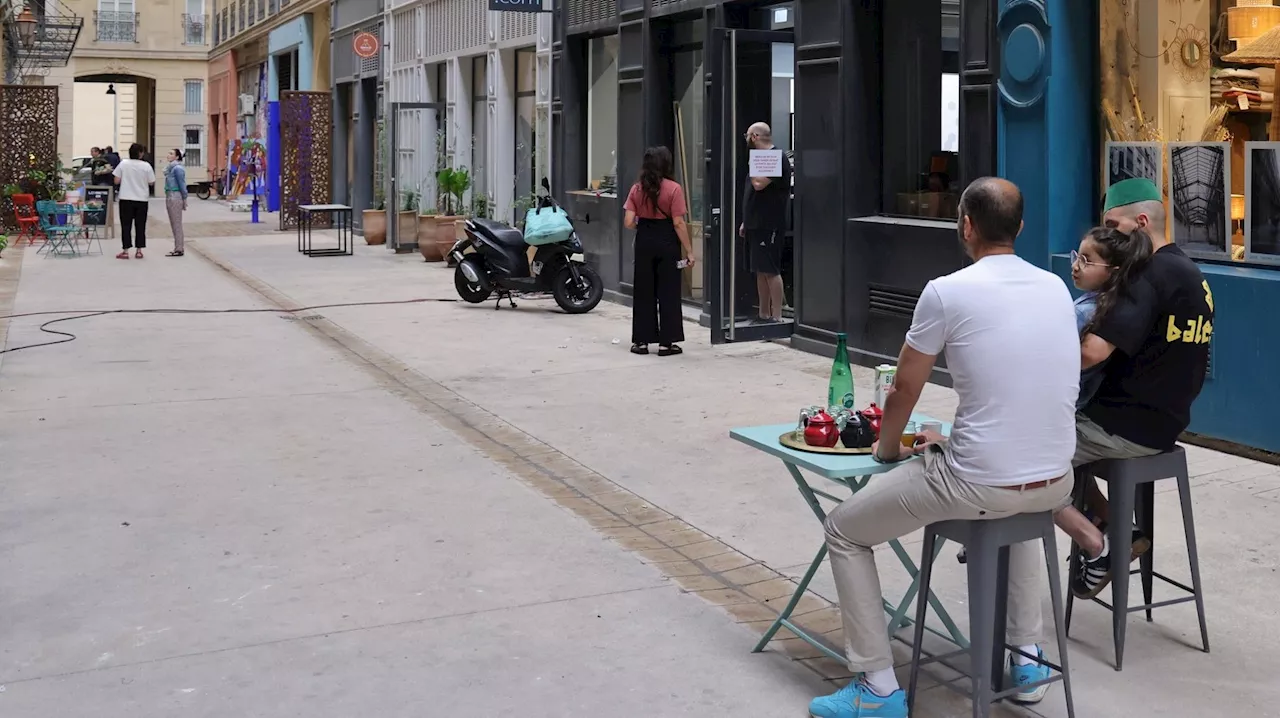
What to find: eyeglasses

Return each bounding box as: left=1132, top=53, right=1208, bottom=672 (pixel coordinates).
left=1070, top=250, right=1114, bottom=270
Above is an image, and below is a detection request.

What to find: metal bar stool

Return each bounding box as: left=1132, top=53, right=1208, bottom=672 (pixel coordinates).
left=907, top=512, right=1076, bottom=718
left=1065, top=446, right=1210, bottom=671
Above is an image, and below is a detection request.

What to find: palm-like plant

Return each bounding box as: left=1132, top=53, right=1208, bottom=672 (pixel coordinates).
left=437, top=167, right=472, bottom=217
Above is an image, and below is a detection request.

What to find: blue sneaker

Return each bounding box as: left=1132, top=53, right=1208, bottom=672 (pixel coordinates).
left=1008, top=647, right=1051, bottom=704
left=809, top=680, right=907, bottom=718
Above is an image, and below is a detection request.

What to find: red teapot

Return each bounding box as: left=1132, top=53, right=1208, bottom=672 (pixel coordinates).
left=804, top=409, right=840, bottom=448
left=862, top=403, right=884, bottom=438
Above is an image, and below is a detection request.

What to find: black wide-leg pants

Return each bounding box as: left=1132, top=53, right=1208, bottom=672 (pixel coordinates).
left=631, top=217, right=685, bottom=345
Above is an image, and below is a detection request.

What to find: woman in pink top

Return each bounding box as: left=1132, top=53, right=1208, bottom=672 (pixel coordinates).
left=623, top=146, right=695, bottom=356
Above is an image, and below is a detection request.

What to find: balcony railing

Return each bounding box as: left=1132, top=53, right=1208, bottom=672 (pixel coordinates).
left=94, top=11, right=139, bottom=43
left=183, top=13, right=208, bottom=45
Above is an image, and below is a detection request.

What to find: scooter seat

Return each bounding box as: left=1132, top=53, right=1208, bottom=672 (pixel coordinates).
left=472, top=219, right=527, bottom=248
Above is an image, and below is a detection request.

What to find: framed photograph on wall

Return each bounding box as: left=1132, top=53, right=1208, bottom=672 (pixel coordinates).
left=1106, top=141, right=1163, bottom=192
left=1168, top=142, right=1230, bottom=260
left=1246, top=142, right=1280, bottom=266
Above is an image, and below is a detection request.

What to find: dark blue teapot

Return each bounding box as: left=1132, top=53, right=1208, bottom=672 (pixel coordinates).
left=839, top=411, right=876, bottom=449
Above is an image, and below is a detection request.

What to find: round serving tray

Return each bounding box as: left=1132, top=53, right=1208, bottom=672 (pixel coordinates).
left=778, top=431, right=874, bottom=455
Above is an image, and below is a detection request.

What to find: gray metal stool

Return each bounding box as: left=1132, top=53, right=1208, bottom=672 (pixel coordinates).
left=907, top=512, right=1075, bottom=718
left=1065, top=446, right=1209, bottom=671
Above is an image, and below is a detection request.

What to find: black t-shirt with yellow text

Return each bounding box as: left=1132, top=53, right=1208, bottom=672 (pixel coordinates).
left=1085, top=244, right=1214, bottom=451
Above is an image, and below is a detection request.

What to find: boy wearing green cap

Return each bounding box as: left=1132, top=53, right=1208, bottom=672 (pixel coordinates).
left=1057, top=177, right=1214, bottom=599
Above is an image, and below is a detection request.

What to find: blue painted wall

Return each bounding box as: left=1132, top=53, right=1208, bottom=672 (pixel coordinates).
left=996, top=0, right=1093, bottom=268
left=265, top=15, right=315, bottom=214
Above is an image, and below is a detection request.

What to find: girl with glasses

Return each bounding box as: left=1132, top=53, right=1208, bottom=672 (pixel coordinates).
left=1071, top=226, right=1153, bottom=407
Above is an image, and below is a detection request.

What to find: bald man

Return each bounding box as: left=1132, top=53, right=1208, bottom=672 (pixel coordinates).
left=738, top=122, right=791, bottom=322
left=809, top=178, right=1077, bottom=717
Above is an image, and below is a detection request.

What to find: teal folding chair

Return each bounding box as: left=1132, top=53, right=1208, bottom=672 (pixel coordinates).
left=35, top=200, right=82, bottom=257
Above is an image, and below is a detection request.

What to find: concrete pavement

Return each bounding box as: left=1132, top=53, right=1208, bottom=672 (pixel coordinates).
left=3, top=202, right=1279, bottom=716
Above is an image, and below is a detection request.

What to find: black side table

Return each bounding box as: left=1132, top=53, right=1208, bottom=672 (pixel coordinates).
left=298, top=204, right=354, bottom=257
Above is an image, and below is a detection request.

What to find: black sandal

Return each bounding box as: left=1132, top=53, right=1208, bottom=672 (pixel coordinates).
left=630, top=343, right=649, bottom=355
left=166, top=251, right=184, bottom=257
left=657, top=344, right=683, bottom=356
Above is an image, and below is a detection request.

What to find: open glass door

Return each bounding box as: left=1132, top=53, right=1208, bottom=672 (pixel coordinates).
left=706, top=27, right=796, bottom=344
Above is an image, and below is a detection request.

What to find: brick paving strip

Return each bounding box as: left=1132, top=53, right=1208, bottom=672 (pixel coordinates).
left=0, top=242, right=26, bottom=366
left=187, top=241, right=856, bottom=682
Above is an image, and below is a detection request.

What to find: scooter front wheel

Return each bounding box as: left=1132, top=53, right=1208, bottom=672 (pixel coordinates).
left=552, top=263, right=603, bottom=314
left=454, top=265, right=493, bottom=303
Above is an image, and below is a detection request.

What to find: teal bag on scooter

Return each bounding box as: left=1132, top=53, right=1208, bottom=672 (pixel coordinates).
left=523, top=205, right=574, bottom=246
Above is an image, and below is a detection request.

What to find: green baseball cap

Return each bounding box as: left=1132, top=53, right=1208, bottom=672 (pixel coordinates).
left=1103, top=177, right=1161, bottom=212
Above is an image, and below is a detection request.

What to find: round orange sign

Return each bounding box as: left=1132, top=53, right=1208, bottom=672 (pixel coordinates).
left=353, top=32, right=380, bottom=59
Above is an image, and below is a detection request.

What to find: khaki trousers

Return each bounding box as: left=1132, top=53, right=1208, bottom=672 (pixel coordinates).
left=823, top=445, right=1074, bottom=672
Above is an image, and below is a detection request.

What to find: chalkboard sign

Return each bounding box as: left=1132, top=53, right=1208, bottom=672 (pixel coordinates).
left=83, top=186, right=111, bottom=226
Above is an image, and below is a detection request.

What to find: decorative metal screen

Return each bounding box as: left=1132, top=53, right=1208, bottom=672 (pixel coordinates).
left=360, top=23, right=383, bottom=75
left=279, top=90, right=333, bottom=230
left=0, top=85, right=58, bottom=231
left=499, top=10, right=536, bottom=41
left=567, top=0, right=615, bottom=28
left=423, top=0, right=485, bottom=59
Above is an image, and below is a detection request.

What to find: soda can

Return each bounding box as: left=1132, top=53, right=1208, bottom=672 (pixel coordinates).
left=873, top=364, right=897, bottom=407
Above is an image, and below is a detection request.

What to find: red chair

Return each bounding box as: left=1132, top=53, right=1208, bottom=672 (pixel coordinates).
left=11, top=193, right=43, bottom=245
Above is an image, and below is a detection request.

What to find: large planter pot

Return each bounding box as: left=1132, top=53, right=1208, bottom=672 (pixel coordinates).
left=397, top=211, right=418, bottom=251
left=418, top=215, right=443, bottom=261
left=362, top=209, right=387, bottom=245
left=435, top=215, right=461, bottom=262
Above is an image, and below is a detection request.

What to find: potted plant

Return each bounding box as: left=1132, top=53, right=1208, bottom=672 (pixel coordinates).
left=397, top=190, right=419, bottom=252
left=0, top=234, right=8, bottom=258
left=363, top=197, right=387, bottom=245
left=418, top=206, right=443, bottom=261
left=434, top=166, right=471, bottom=258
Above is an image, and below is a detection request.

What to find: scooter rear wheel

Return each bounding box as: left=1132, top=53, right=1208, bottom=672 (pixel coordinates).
left=454, top=265, right=493, bottom=304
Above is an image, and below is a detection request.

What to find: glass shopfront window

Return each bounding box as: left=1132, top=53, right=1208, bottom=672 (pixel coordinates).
left=881, top=0, right=960, bottom=220
left=587, top=35, right=619, bottom=193
left=1101, top=6, right=1273, bottom=264
left=515, top=48, right=537, bottom=205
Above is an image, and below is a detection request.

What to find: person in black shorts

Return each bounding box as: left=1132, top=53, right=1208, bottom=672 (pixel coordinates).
left=738, top=122, right=791, bottom=322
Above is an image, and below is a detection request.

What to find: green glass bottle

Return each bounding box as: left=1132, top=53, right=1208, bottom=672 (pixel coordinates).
left=828, top=333, right=856, bottom=411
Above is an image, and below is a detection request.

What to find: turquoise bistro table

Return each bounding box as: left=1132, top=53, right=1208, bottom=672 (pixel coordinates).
left=730, top=416, right=968, bottom=663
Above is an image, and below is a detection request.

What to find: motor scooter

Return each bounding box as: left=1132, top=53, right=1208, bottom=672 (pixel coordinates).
left=449, top=178, right=604, bottom=313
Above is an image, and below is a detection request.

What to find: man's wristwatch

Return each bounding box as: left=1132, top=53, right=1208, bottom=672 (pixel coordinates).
left=872, top=450, right=898, bottom=465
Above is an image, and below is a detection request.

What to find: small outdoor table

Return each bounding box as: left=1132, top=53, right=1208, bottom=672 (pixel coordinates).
left=297, top=204, right=354, bottom=257
left=730, top=417, right=968, bottom=663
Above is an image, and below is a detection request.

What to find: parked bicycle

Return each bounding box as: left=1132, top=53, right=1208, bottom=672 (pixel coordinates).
left=195, top=167, right=225, bottom=200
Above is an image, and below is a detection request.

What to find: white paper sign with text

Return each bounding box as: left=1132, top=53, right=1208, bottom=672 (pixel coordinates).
left=748, top=149, right=784, bottom=178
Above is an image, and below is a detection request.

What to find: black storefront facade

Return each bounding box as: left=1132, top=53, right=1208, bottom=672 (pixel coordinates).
left=551, top=0, right=997, bottom=369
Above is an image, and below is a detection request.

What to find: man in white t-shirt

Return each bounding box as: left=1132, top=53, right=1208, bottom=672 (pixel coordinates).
left=809, top=178, right=1080, bottom=718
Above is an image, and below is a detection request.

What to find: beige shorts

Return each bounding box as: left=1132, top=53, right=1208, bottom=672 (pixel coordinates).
left=1059, top=413, right=1162, bottom=509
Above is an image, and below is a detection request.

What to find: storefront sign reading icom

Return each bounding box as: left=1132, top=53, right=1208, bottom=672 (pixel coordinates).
left=353, top=32, right=380, bottom=59
left=488, top=0, right=546, bottom=12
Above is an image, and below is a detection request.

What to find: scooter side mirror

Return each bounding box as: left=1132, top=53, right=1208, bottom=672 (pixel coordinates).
left=540, top=177, right=551, bottom=192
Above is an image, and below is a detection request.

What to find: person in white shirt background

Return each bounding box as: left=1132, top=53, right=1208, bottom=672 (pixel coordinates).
left=808, top=177, right=1081, bottom=718
left=112, top=143, right=156, bottom=259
